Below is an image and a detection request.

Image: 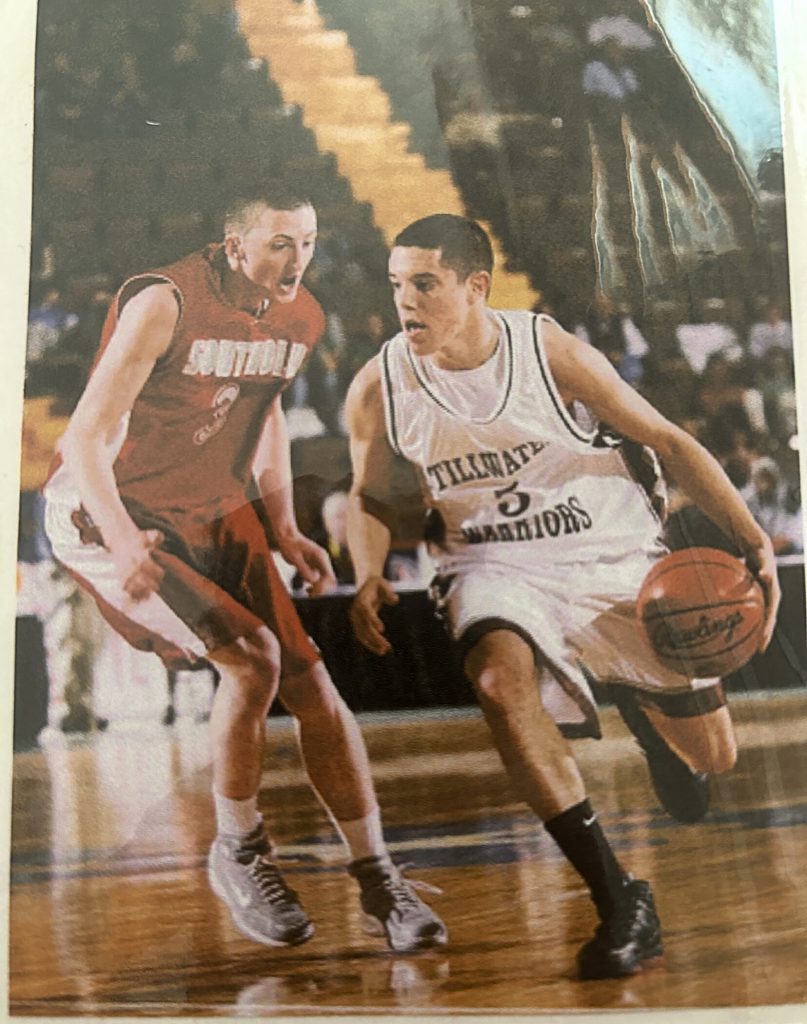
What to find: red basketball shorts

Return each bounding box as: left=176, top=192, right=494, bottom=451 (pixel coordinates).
left=44, top=497, right=320, bottom=676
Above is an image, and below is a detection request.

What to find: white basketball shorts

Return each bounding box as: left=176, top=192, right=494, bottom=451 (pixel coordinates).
left=433, top=548, right=720, bottom=734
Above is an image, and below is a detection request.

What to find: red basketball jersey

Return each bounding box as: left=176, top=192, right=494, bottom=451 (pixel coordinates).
left=47, top=245, right=325, bottom=524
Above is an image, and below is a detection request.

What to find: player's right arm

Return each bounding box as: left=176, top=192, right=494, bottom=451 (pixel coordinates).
left=59, top=283, right=180, bottom=600
left=345, top=356, right=400, bottom=655
left=544, top=319, right=780, bottom=649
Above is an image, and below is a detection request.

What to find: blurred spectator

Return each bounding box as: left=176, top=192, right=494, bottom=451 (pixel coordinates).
left=341, top=311, right=387, bottom=393
left=715, top=428, right=761, bottom=490
left=741, top=457, right=803, bottom=555
left=639, top=349, right=700, bottom=431
left=757, top=346, right=798, bottom=447
left=574, top=292, right=648, bottom=384
left=675, top=298, right=743, bottom=374
left=37, top=52, right=89, bottom=137
left=748, top=300, right=793, bottom=359
left=694, top=351, right=766, bottom=445
left=125, top=5, right=183, bottom=98
left=172, top=27, right=206, bottom=122
left=107, top=53, right=150, bottom=136
left=306, top=311, right=348, bottom=436
left=74, top=283, right=115, bottom=359
left=26, top=286, right=79, bottom=371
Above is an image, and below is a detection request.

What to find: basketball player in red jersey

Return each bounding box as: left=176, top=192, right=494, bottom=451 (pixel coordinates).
left=345, top=214, right=779, bottom=978
left=43, top=187, right=446, bottom=954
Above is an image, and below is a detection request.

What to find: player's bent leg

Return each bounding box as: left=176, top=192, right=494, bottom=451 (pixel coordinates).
left=209, top=626, right=282, bottom=799
left=645, top=703, right=737, bottom=775
left=466, top=627, right=663, bottom=977
left=609, top=683, right=731, bottom=823
left=278, top=660, right=376, bottom=822
left=464, top=628, right=586, bottom=819
left=207, top=627, right=314, bottom=947
left=279, top=660, right=447, bottom=953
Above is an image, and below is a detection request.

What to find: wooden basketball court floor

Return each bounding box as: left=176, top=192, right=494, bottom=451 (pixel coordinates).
left=8, top=690, right=807, bottom=1017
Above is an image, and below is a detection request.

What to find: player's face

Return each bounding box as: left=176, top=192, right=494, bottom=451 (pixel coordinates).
left=388, top=246, right=480, bottom=356
left=233, top=203, right=317, bottom=303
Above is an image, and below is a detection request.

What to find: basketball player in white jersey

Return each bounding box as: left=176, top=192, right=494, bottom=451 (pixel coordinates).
left=344, top=214, right=779, bottom=979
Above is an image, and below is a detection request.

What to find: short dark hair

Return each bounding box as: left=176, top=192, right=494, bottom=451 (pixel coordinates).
left=394, top=214, right=493, bottom=280
left=224, top=184, right=314, bottom=236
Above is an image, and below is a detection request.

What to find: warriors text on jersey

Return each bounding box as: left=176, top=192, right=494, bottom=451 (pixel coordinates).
left=380, top=311, right=667, bottom=573
left=45, top=245, right=325, bottom=525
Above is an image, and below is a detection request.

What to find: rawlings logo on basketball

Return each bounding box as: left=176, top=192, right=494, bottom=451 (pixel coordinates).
left=650, top=610, right=744, bottom=654
left=638, top=548, right=765, bottom=677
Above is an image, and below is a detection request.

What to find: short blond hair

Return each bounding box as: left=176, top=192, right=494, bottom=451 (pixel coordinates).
left=223, top=189, right=313, bottom=238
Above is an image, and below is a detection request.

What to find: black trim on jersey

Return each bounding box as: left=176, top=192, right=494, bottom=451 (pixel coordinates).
left=531, top=314, right=597, bottom=445
left=617, top=439, right=667, bottom=526
left=592, top=421, right=666, bottom=527
left=118, top=273, right=182, bottom=319
left=381, top=341, right=402, bottom=457
left=405, top=316, right=514, bottom=424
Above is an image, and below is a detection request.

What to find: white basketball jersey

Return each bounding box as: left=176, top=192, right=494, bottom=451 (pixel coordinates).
left=380, top=311, right=666, bottom=574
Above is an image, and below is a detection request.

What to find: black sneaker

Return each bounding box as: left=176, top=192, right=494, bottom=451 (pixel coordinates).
left=349, top=855, right=448, bottom=953
left=578, top=877, right=663, bottom=979
left=610, top=685, right=710, bottom=823
left=208, top=825, right=314, bottom=947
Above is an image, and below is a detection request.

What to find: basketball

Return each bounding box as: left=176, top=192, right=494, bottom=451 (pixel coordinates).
left=637, top=547, right=765, bottom=677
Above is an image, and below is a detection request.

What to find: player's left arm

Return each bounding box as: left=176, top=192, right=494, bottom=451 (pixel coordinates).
left=252, top=397, right=336, bottom=596
left=545, top=320, right=780, bottom=648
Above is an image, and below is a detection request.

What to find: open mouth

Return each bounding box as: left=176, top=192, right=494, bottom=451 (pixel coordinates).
left=278, top=275, right=299, bottom=292
left=404, top=319, right=427, bottom=336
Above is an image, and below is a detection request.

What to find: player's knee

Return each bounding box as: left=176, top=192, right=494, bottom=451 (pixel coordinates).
left=280, top=662, right=344, bottom=721
left=713, top=743, right=738, bottom=774
left=239, top=628, right=282, bottom=679
left=693, top=733, right=737, bottom=775
left=471, top=663, right=514, bottom=712
left=214, top=627, right=281, bottom=684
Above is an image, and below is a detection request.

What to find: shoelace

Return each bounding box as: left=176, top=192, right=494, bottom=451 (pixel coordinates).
left=373, top=863, right=444, bottom=907
left=396, top=862, right=443, bottom=897
left=248, top=857, right=298, bottom=905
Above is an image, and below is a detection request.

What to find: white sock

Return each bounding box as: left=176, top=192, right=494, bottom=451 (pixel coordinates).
left=333, top=807, right=388, bottom=863
left=213, top=791, right=263, bottom=839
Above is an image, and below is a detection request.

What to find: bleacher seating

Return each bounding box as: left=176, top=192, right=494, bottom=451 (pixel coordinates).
left=29, top=3, right=396, bottom=392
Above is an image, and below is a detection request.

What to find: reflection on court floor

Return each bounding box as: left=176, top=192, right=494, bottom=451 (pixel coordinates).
left=9, top=695, right=807, bottom=1015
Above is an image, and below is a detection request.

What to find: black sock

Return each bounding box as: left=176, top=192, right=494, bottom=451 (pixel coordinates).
left=544, top=799, right=627, bottom=918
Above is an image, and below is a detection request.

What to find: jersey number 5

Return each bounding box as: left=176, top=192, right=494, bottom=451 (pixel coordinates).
left=494, top=480, right=531, bottom=518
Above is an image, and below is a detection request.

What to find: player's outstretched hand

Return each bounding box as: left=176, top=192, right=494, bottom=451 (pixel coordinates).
left=744, top=533, right=781, bottom=651
left=350, top=576, right=400, bottom=655
left=112, top=528, right=165, bottom=602
left=279, top=533, right=337, bottom=597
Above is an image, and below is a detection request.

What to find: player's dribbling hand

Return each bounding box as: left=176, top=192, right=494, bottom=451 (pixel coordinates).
left=112, top=529, right=165, bottom=602
left=350, top=576, right=399, bottom=655
left=744, top=533, right=781, bottom=651
left=279, top=534, right=337, bottom=597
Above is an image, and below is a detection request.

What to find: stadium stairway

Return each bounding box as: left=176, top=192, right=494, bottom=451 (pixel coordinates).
left=234, top=0, right=537, bottom=310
